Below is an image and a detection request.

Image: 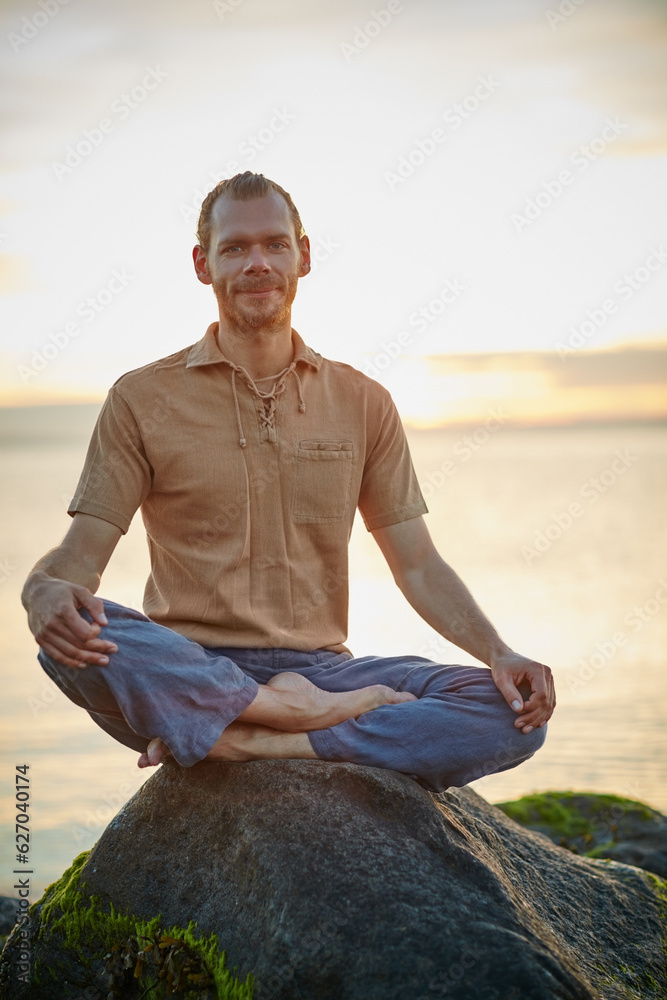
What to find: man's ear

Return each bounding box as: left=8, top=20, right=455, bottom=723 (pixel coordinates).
left=193, top=245, right=212, bottom=285
left=298, top=235, right=311, bottom=277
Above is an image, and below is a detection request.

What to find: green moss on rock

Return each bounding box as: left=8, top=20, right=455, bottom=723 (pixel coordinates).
left=30, top=851, right=253, bottom=999
left=497, top=792, right=592, bottom=839
left=495, top=790, right=663, bottom=859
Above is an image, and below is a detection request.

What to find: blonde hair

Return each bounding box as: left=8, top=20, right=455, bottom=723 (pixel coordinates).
left=196, top=172, right=306, bottom=251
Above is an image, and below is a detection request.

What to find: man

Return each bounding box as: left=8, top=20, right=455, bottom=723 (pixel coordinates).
left=22, top=172, right=554, bottom=792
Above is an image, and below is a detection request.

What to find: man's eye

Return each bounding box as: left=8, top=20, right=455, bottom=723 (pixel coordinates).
left=269, top=242, right=286, bottom=249
left=222, top=246, right=241, bottom=253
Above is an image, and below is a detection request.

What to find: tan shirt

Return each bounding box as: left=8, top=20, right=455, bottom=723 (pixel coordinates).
left=69, top=325, right=427, bottom=651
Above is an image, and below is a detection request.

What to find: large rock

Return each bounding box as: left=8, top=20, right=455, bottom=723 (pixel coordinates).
left=0, top=901, right=19, bottom=946
left=496, top=791, right=667, bottom=878
left=1, top=760, right=665, bottom=999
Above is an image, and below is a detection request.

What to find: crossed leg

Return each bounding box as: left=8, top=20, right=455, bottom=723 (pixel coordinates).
left=38, top=601, right=546, bottom=793
left=137, top=651, right=547, bottom=793
left=37, top=600, right=415, bottom=769
left=138, top=670, right=413, bottom=766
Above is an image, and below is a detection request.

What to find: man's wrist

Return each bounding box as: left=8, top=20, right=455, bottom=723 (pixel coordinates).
left=487, top=643, right=514, bottom=670
left=21, top=570, right=51, bottom=610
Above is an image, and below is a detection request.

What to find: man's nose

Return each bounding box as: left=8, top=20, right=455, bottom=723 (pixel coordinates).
left=243, top=248, right=271, bottom=273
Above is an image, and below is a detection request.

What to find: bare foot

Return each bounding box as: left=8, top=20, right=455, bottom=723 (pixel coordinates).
left=205, top=722, right=316, bottom=762
left=238, top=671, right=417, bottom=733
left=136, top=675, right=417, bottom=767
left=137, top=737, right=172, bottom=769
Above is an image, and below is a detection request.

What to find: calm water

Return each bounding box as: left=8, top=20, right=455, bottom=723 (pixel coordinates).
left=1, top=407, right=666, bottom=896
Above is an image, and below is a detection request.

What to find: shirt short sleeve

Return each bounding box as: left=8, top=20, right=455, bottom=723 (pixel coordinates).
left=357, top=384, right=428, bottom=531
left=68, top=386, right=153, bottom=533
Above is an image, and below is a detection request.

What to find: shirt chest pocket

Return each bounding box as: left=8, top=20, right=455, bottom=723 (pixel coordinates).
left=292, top=440, right=355, bottom=521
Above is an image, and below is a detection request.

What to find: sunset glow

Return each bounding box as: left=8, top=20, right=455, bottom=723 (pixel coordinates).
left=1, top=0, right=665, bottom=426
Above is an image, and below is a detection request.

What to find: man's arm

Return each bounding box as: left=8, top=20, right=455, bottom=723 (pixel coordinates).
left=21, top=513, right=123, bottom=669
left=371, top=515, right=555, bottom=733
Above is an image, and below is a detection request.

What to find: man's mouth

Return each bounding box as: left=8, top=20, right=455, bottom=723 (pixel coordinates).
left=238, top=285, right=279, bottom=297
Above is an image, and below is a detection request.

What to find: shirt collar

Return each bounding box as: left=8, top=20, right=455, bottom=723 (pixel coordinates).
left=186, top=323, right=322, bottom=372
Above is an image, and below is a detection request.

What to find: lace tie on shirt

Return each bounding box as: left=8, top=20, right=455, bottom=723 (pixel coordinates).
left=230, top=363, right=306, bottom=448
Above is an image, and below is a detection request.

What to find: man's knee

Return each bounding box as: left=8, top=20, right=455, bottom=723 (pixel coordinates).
left=481, top=722, right=547, bottom=776
left=79, top=598, right=149, bottom=628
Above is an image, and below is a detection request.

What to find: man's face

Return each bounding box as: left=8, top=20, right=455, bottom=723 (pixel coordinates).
left=194, top=191, right=310, bottom=336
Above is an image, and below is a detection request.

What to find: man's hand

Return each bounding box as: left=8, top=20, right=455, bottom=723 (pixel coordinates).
left=22, top=513, right=123, bottom=669
left=372, top=518, right=557, bottom=735
left=26, top=575, right=118, bottom=669
left=490, top=650, right=555, bottom=733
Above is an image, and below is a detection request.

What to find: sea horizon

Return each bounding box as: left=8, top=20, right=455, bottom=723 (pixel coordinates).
left=1, top=406, right=665, bottom=897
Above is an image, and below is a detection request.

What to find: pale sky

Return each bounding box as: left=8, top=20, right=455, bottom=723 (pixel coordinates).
left=1, top=0, right=666, bottom=417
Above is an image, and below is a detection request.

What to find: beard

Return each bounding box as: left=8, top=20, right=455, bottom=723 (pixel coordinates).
left=212, top=267, right=300, bottom=338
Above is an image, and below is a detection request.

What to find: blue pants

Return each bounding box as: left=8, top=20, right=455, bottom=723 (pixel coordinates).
left=38, top=600, right=546, bottom=792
